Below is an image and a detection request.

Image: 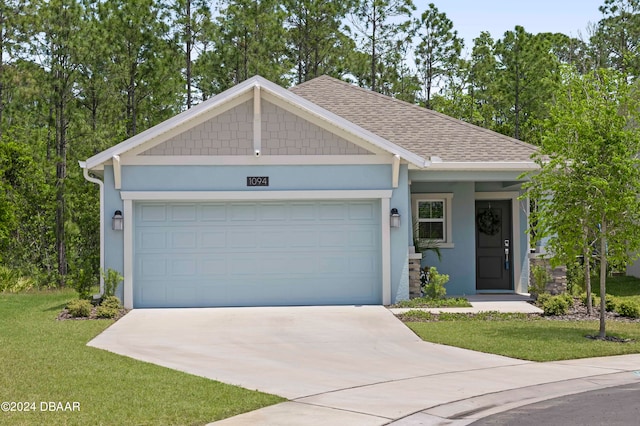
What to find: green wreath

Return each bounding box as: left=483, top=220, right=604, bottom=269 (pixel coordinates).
left=476, top=209, right=501, bottom=236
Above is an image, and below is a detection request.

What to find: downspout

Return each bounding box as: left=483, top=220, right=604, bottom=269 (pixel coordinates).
left=79, top=161, right=105, bottom=298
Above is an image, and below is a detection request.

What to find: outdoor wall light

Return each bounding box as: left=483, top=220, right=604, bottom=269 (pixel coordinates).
left=390, top=208, right=401, bottom=228
left=112, top=210, right=124, bottom=231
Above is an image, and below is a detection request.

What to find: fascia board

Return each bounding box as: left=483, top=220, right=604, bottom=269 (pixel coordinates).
left=426, top=161, right=539, bottom=171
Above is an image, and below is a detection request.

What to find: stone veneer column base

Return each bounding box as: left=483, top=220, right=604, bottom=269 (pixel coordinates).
left=409, top=249, right=423, bottom=299
left=529, top=254, right=567, bottom=295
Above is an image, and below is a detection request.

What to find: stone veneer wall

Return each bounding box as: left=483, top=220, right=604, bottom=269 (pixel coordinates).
left=409, top=251, right=423, bottom=299
left=529, top=255, right=567, bottom=295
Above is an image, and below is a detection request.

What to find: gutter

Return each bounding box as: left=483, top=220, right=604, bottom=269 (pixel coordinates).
left=79, top=161, right=105, bottom=298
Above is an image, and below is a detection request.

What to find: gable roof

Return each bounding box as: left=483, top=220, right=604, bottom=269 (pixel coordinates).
left=81, top=75, right=426, bottom=171
left=289, top=75, right=538, bottom=164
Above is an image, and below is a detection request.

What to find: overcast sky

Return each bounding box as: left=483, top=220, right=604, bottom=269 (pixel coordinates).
left=417, top=0, right=606, bottom=52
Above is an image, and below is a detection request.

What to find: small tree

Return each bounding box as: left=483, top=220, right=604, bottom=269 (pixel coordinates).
left=524, top=67, right=640, bottom=338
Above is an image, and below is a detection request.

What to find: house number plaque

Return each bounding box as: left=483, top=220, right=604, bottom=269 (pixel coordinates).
left=246, top=176, right=269, bottom=187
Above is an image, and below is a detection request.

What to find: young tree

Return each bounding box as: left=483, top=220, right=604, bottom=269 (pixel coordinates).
left=413, top=2, right=463, bottom=109
left=525, top=68, right=640, bottom=338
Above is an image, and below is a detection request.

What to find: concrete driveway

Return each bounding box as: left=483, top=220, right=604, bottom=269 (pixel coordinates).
left=88, top=306, right=523, bottom=399
left=88, top=306, right=640, bottom=425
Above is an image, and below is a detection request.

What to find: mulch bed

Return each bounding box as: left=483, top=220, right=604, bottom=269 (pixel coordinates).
left=539, top=298, right=640, bottom=323
left=57, top=306, right=129, bottom=321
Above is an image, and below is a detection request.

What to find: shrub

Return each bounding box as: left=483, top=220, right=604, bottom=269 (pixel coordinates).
left=560, top=293, right=574, bottom=308
left=542, top=295, right=569, bottom=316
left=96, top=296, right=123, bottom=319
left=530, top=265, right=551, bottom=297
left=72, top=267, right=95, bottom=300
left=605, top=295, right=618, bottom=312
left=566, top=261, right=586, bottom=295
left=616, top=301, right=640, bottom=318
left=535, top=292, right=552, bottom=308
left=101, top=269, right=123, bottom=298
left=0, top=266, right=35, bottom=293
left=421, top=266, right=449, bottom=300
left=67, top=299, right=92, bottom=318
left=580, top=292, right=600, bottom=309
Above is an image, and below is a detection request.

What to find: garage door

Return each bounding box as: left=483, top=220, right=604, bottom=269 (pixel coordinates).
left=133, top=200, right=382, bottom=307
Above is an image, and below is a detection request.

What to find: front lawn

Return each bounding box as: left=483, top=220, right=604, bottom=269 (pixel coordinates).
left=0, top=290, right=283, bottom=426
left=406, top=318, right=640, bottom=362
left=595, top=275, right=640, bottom=303
left=403, top=275, right=640, bottom=362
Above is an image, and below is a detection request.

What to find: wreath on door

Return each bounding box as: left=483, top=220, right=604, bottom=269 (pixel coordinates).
left=477, top=208, right=501, bottom=236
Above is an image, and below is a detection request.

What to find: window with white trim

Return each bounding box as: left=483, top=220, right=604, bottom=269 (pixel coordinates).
left=412, top=193, right=454, bottom=248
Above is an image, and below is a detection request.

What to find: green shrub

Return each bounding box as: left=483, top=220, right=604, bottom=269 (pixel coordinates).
left=542, top=295, right=569, bottom=316
left=580, top=292, right=600, bottom=309
left=101, top=268, right=123, bottom=298
left=421, top=266, right=449, bottom=300
left=72, top=268, right=95, bottom=300
left=566, top=261, right=586, bottom=295
left=100, top=295, right=122, bottom=309
left=616, top=301, right=640, bottom=318
left=0, top=266, right=35, bottom=293
left=535, top=292, right=552, bottom=307
left=96, top=296, right=123, bottom=319
left=605, top=295, right=618, bottom=312
left=67, top=299, right=92, bottom=318
left=560, top=293, right=574, bottom=308
left=530, top=265, right=551, bottom=297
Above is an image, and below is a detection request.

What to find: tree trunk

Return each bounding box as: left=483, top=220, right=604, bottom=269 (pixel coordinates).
left=185, top=0, right=192, bottom=109
left=584, top=239, right=592, bottom=315
left=0, top=9, right=4, bottom=141
left=599, top=222, right=607, bottom=339
left=55, top=76, right=67, bottom=286
left=371, top=5, right=377, bottom=92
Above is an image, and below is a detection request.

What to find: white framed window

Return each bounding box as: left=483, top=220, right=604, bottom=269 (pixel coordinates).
left=411, top=193, right=454, bottom=248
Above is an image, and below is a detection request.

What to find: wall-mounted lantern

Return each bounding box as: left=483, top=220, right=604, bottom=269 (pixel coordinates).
left=390, top=208, right=401, bottom=228
left=112, top=210, right=124, bottom=231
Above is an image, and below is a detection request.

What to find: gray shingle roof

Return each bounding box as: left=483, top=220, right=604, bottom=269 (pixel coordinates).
left=289, top=75, right=538, bottom=163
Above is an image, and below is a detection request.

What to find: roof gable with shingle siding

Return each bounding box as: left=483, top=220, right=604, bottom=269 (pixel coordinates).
left=290, top=75, right=538, bottom=163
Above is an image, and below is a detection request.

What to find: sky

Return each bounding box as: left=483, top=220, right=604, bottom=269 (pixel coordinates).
left=417, top=0, right=606, bottom=53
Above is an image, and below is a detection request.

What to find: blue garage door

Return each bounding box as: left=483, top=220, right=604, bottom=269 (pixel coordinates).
left=133, top=200, right=382, bottom=307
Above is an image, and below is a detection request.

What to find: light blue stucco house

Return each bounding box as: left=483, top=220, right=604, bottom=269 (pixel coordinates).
left=80, top=75, right=539, bottom=309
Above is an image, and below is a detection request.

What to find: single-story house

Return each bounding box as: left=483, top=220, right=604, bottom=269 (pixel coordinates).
left=80, top=75, right=539, bottom=309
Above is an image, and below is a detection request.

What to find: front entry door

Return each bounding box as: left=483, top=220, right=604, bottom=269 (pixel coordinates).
left=476, top=200, right=513, bottom=291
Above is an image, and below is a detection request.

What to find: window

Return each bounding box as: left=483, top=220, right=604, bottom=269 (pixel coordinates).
left=412, top=193, right=453, bottom=248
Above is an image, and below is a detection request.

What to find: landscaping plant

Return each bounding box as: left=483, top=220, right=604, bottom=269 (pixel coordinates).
left=421, top=266, right=449, bottom=300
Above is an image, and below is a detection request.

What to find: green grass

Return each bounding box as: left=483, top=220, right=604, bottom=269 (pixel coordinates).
left=392, top=296, right=471, bottom=308
left=595, top=275, right=640, bottom=303
left=0, top=290, right=284, bottom=425
left=406, top=318, right=640, bottom=362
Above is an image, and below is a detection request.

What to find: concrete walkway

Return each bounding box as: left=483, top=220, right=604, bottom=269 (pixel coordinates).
left=87, top=304, right=639, bottom=426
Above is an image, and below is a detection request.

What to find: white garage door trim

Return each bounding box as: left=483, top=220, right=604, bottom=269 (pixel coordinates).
left=121, top=190, right=392, bottom=309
